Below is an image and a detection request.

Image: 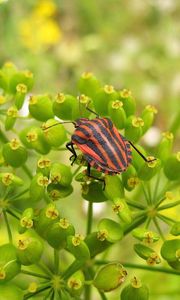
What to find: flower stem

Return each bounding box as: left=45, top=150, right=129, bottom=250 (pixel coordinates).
left=153, top=217, right=165, bottom=241
left=157, top=213, right=176, bottom=225
left=21, top=269, right=50, bottom=280
left=86, top=198, right=93, bottom=235
left=3, top=210, right=13, bottom=243
left=54, top=249, right=60, bottom=274
left=158, top=200, right=180, bottom=211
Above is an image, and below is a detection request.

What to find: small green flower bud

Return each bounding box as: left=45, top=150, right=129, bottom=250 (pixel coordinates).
left=26, top=127, right=51, bottom=154
left=5, top=106, right=18, bottom=130
left=53, top=93, right=78, bottom=120
left=125, top=116, right=144, bottom=143
left=2, top=138, right=28, bottom=168
left=50, top=163, right=72, bottom=187
left=37, top=156, right=51, bottom=176
left=119, top=89, right=136, bottom=117
left=97, top=218, right=123, bottom=243
left=17, top=236, right=43, bottom=265
left=137, top=157, right=161, bottom=181
left=29, top=95, right=54, bottom=121
left=0, top=172, right=23, bottom=186
left=141, top=104, right=158, bottom=134
left=104, top=175, right=124, bottom=200
left=78, top=72, right=101, bottom=99
left=14, top=83, right=27, bottom=109
left=82, top=181, right=108, bottom=202
left=67, top=270, right=85, bottom=296
left=29, top=173, right=48, bottom=202
left=66, top=235, right=90, bottom=262
left=163, top=152, right=180, bottom=181
left=93, top=85, right=118, bottom=116
left=158, top=131, right=174, bottom=164
left=161, top=239, right=180, bottom=270
left=9, top=70, right=34, bottom=93
left=85, top=232, right=112, bottom=257
left=170, top=222, right=180, bottom=236
left=93, top=262, right=127, bottom=292
left=112, top=197, right=132, bottom=224
left=19, top=208, right=34, bottom=234
left=132, top=228, right=159, bottom=244
left=121, top=278, right=149, bottom=300
left=134, top=243, right=161, bottom=265
left=47, top=183, right=73, bottom=200
left=0, top=282, right=23, bottom=300
left=34, top=203, right=59, bottom=238
left=122, top=165, right=139, bottom=191
left=46, top=218, right=75, bottom=249
left=108, top=100, right=126, bottom=129
left=0, top=244, right=21, bottom=283
left=0, top=70, right=8, bottom=91
left=42, top=119, right=67, bottom=147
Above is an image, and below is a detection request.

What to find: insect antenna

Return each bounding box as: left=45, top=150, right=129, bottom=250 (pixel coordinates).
left=42, top=121, right=77, bottom=130
left=128, top=141, right=156, bottom=163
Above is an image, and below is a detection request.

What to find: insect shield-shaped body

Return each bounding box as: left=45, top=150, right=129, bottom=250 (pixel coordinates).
left=70, top=117, right=132, bottom=175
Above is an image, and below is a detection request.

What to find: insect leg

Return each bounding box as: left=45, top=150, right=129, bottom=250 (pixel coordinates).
left=66, top=142, right=77, bottom=165
left=86, top=163, right=105, bottom=190
left=85, top=101, right=99, bottom=117
left=128, top=141, right=156, bottom=163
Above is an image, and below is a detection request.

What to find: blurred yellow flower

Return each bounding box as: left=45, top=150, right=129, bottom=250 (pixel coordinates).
left=34, top=0, right=57, bottom=17
left=19, top=0, right=61, bottom=52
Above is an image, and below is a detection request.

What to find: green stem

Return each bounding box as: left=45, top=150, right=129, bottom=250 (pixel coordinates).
left=54, top=249, right=60, bottom=274
left=6, top=208, right=20, bottom=220
left=152, top=171, right=161, bottom=201
left=99, top=291, right=108, bottom=300
left=153, top=217, right=165, bottom=241
left=145, top=217, right=151, bottom=229
left=157, top=213, right=176, bottom=225
left=126, top=199, right=146, bottom=210
left=22, top=164, right=33, bottom=179
left=43, top=288, right=53, bottom=300
left=154, top=196, right=166, bottom=209
left=37, top=263, right=53, bottom=277
left=3, top=210, right=13, bottom=243
left=86, top=198, right=93, bottom=235
left=124, top=215, right=147, bottom=235
left=62, top=260, right=83, bottom=280
left=142, top=182, right=150, bottom=205
left=21, top=269, right=50, bottom=280
left=158, top=200, right=180, bottom=211
left=72, top=165, right=82, bottom=177
left=146, top=181, right=152, bottom=204
left=95, top=261, right=180, bottom=276
left=10, top=188, right=29, bottom=201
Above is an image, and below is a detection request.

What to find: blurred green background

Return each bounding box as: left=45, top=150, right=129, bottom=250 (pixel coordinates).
left=0, top=0, right=180, bottom=299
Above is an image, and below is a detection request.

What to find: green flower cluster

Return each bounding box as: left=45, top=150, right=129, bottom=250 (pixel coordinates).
left=0, top=64, right=179, bottom=299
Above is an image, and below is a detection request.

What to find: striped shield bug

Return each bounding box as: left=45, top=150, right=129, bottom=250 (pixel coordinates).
left=43, top=101, right=156, bottom=189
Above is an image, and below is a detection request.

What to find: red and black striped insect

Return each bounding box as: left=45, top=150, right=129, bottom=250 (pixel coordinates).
left=44, top=104, right=155, bottom=188
left=65, top=106, right=155, bottom=187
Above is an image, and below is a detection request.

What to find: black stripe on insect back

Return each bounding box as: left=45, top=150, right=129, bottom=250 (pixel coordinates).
left=93, top=119, right=127, bottom=168
left=85, top=120, right=125, bottom=169
left=101, top=118, right=127, bottom=156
